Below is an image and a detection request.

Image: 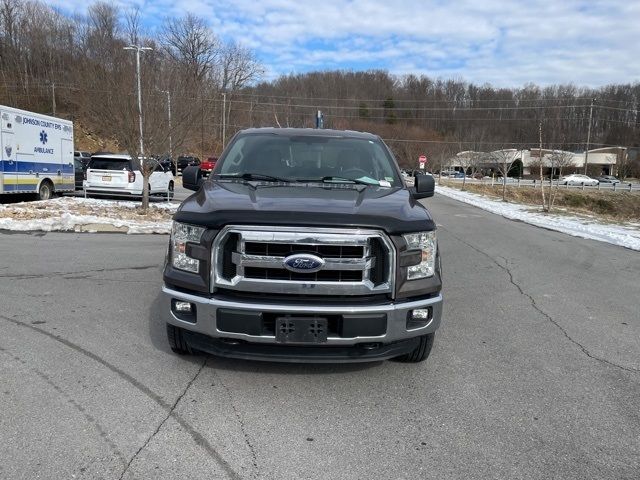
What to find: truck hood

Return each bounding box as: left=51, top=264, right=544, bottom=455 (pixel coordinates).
left=174, top=181, right=435, bottom=234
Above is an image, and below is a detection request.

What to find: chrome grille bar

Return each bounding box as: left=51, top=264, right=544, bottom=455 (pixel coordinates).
left=212, top=226, right=395, bottom=296
left=231, top=252, right=375, bottom=270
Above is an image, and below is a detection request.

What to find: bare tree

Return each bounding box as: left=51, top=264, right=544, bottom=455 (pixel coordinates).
left=430, top=143, right=453, bottom=181
left=161, top=14, right=219, bottom=83
left=456, top=151, right=481, bottom=190
left=124, top=7, right=141, bottom=46
left=85, top=2, right=120, bottom=65
left=459, top=154, right=470, bottom=190
left=80, top=46, right=191, bottom=210
left=219, top=42, right=263, bottom=92
left=489, top=148, right=519, bottom=201
left=614, top=148, right=633, bottom=180
left=217, top=42, right=263, bottom=145
left=546, top=149, right=576, bottom=211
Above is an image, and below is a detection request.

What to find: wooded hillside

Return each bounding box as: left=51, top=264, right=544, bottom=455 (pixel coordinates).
left=2, top=0, right=638, bottom=172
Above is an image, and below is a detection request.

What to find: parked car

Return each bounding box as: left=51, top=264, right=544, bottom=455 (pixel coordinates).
left=73, top=151, right=92, bottom=190
left=74, top=151, right=92, bottom=166
left=156, top=156, right=176, bottom=175
left=439, top=170, right=457, bottom=177
left=452, top=171, right=466, bottom=178
left=559, top=174, right=599, bottom=186
left=596, top=175, right=620, bottom=184
left=201, top=156, right=218, bottom=176
left=176, top=155, right=200, bottom=174
left=400, top=170, right=416, bottom=186
left=74, top=157, right=87, bottom=190
left=84, top=154, right=174, bottom=197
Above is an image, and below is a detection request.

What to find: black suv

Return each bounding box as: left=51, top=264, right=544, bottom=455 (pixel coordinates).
left=163, top=128, right=442, bottom=363
left=73, top=151, right=92, bottom=190
left=176, top=155, right=200, bottom=174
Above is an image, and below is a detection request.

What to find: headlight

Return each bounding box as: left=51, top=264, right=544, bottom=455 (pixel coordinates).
left=403, top=231, right=437, bottom=280
left=171, top=222, right=205, bottom=273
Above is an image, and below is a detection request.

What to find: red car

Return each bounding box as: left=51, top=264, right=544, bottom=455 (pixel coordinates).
left=201, top=156, right=218, bottom=176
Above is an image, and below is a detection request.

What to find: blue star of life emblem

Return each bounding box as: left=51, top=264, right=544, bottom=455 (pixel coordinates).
left=40, top=130, right=48, bottom=144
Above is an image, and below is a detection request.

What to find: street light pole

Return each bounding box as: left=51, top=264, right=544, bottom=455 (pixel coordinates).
left=583, top=98, right=595, bottom=175
left=124, top=45, right=153, bottom=156
left=159, top=90, right=173, bottom=160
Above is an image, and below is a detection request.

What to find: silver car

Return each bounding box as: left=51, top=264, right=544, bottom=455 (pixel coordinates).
left=559, top=174, right=599, bottom=186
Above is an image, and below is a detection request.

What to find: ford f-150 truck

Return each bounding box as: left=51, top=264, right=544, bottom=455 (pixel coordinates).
left=162, top=128, right=442, bottom=363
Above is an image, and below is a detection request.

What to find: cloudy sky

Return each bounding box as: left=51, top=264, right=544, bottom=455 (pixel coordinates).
left=58, top=0, right=640, bottom=86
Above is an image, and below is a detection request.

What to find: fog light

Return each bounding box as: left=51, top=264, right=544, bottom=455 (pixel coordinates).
left=174, top=301, right=193, bottom=313
left=411, top=309, right=431, bottom=320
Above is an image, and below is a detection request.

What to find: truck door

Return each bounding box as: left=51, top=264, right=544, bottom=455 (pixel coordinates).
left=1, top=130, right=17, bottom=192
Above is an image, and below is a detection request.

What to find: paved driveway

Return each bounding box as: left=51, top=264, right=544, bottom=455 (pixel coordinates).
left=0, top=194, right=638, bottom=479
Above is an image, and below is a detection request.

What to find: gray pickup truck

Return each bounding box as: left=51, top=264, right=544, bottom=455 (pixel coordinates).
left=162, top=128, right=442, bottom=363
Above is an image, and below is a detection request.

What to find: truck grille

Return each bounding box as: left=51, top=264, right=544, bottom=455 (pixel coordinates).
left=212, top=226, right=394, bottom=296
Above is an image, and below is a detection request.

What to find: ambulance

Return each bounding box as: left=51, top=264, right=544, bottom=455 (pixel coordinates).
left=0, top=105, right=74, bottom=199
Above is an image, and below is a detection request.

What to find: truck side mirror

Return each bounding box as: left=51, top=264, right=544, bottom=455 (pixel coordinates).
left=412, top=174, right=435, bottom=199
left=183, top=165, right=204, bottom=191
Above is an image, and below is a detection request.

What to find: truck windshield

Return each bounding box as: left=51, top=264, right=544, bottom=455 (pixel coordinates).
left=217, top=134, right=401, bottom=186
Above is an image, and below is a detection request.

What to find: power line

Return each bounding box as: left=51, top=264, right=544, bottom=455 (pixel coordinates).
left=219, top=98, right=637, bottom=112
left=2, top=82, right=639, bottom=112
left=224, top=90, right=640, bottom=106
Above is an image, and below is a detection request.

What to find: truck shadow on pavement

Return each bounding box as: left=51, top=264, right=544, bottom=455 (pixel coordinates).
left=147, top=292, right=382, bottom=375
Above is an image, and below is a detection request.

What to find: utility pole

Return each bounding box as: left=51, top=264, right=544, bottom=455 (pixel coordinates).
left=51, top=83, right=56, bottom=116
left=124, top=45, right=153, bottom=156
left=222, top=92, right=227, bottom=149
left=201, top=97, right=205, bottom=159
left=583, top=98, right=595, bottom=175
left=539, top=121, right=548, bottom=211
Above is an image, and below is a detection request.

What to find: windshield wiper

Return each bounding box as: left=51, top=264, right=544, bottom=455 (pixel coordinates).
left=296, top=176, right=375, bottom=186
left=215, top=173, right=292, bottom=183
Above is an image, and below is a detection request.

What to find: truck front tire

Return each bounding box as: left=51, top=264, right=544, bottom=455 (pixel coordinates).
left=395, top=333, right=435, bottom=363
left=167, top=324, right=193, bottom=355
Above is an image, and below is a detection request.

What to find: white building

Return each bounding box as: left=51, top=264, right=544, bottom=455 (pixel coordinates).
left=450, top=147, right=625, bottom=177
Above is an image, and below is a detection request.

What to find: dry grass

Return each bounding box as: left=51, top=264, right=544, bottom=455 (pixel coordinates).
left=440, top=181, right=640, bottom=222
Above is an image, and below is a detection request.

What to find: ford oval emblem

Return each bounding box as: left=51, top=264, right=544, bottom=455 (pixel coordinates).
left=283, top=254, right=325, bottom=273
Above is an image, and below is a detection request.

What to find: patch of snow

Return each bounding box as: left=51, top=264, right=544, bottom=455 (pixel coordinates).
left=0, top=197, right=177, bottom=234
left=435, top=185, right=640, bottom=251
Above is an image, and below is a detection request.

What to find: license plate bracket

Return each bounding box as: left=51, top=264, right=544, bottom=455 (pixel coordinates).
left=275, top=317, right=328, bottom=344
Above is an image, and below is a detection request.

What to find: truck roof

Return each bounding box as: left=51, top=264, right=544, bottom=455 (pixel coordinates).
left=91, top=153, right=132, bottom=160
left=238, top=127, right=381, bottom=140
left=0, top=104, right=73, bottom=126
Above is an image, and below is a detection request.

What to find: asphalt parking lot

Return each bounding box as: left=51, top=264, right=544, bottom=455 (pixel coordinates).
left=0, top=194, right=638, bottom=479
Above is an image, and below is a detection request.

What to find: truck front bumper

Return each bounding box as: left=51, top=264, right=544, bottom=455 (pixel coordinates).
left=161, top=286, right=443, bottom=362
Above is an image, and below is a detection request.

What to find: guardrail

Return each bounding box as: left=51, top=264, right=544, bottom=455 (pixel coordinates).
left=439, top=177, right=640, bottom=192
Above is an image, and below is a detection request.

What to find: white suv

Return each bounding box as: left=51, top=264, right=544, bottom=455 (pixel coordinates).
left=84, top=154, right=174, bottom=197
